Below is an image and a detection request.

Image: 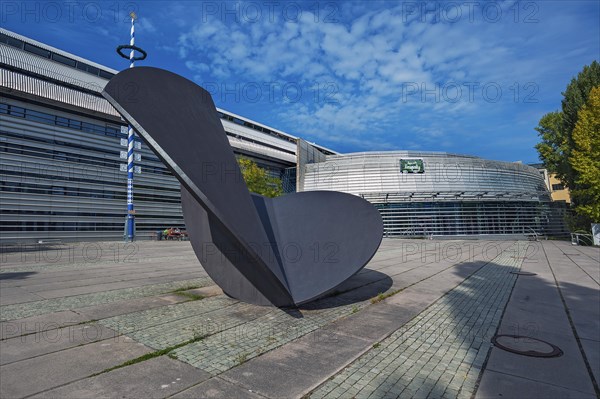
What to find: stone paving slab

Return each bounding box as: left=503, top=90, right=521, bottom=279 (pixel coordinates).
left=73, top=293, right=189, bottom=321
left=0, top=287, right=45, bottom=305
left=0, top=310, right=88, bottom=340
left=98, top=296, right=240, bottom=335
left=110, top=300, right=271, bottom=350
left=0, top=277, right=213, bottom=321
left=5, top=268, right=202, bottom=295
left=171, top=376, right=266, bottom=399
left=581, top=338, right=600, bottom=384
left=0, top=323, right=118, bottom=366
left=542, top=242, right=600, bottom=342
left=307, top=244, right=524, bottom=399
left=28, top=356, right=210, bottom=399
left=222, top=331, right=371, bottom=399
left=474, top=241, right=598, bottom=398
left=0, top=338, right=152, bottom=398
left=476, top=370, right=597, bottom=399
left=0, top=239, right=597, bottom=399
left=171, top=295, right=372, bottom=375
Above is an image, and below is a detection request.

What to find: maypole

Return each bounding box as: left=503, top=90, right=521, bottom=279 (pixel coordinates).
left=116, top=12, right=147, bottom=242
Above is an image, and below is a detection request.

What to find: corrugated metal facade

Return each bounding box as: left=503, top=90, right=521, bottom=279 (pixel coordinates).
left=301, top=152, right=569, bottom=238
left=0, top=28, right=329, bottom=242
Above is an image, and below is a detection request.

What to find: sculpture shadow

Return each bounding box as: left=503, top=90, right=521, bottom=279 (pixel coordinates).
left=0, top=271, right=37, bottom=281
left=297, top=268, right=393, bottom=311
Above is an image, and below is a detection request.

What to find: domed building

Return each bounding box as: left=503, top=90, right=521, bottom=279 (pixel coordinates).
left=299, top=151, right=568, bottom=238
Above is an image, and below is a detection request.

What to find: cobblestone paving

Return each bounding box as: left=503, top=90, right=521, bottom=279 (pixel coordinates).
left=0, top=252, right=195, bottom=274
left=172, top=295, right=371, bottom=375
left=99, top=296, right=274, bottom=350
left=0, top=277, right=213, bottom=321
left=309, top=244, right=525, bottom=399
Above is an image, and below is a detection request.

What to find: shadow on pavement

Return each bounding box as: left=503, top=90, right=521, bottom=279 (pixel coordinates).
left=0, top=271, right=37, bottom=280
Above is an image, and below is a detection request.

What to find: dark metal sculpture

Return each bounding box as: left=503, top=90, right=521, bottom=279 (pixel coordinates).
left=103, top=67, right=383, bottom=307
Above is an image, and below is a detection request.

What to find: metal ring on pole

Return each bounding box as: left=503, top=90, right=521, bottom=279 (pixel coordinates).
left=116, top=45, right=147, bottom=61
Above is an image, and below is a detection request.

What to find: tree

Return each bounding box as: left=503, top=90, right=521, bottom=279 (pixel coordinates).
left=535, top=61, right=600, bottom=189
left=535, top=61, right=600, bottom=230
left=570, top=86, right=600, bottom=222
left=237, top=157, right=283, bottom=198
left=534, top=112, right=564, bottom=175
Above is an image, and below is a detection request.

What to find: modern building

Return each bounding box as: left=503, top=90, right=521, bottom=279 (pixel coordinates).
left=529, top=164, right=571, bottom=203
left=0, top=28, right=567, bottom=242
left=299, top=152, right=568, bottom=238
left=0, top=28, right=333, bottom=242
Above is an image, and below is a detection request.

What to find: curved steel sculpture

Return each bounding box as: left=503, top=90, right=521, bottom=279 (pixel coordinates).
left=103, top=67, right=383, bottom=307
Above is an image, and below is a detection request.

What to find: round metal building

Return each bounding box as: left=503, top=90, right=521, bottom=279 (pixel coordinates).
left=299, top=151, right=568, bottom=238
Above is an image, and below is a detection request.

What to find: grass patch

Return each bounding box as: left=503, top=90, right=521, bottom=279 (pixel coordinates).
left=351, top=305, right=360, bottom=314
left=174, top=291, right=205, bottom=301
left=170, top=286, right=204, bottom=301
left=171, top=285, right=201, bottom=293
left=372, top=342, right=381, bottom=349
left=236, top=352, right=249, bottom=365
left=370, top=289, right=402, bottom=304
left=91, top=333, right=206, bottom=376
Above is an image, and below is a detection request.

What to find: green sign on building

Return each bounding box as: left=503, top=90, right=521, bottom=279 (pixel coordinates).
left=400, top=159, right=425, bottom=173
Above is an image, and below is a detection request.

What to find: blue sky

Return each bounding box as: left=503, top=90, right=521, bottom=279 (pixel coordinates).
left=3, top=1, right=598, bottom=162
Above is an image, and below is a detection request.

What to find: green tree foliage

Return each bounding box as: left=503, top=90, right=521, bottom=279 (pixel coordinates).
left=237, top=157, right=283, bottom=198
left=570, top=86, right=600, bottom=222
left=535, top=112, right=564, bottom=174
left=535, top=61, right=600, bottom=229
left=535, top=61, right=600, bottom=188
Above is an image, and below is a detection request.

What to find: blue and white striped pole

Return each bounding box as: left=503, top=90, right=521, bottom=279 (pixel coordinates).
left=126, top=12, right=136, bottom=242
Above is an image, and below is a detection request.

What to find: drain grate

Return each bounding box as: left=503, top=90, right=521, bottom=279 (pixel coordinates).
left=492, top=335, right=563, bottom=357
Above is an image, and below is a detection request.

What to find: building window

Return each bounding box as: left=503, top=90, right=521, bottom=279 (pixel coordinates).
left=51, top=53, right=77, bottom=67
left=0, top=33, right=24, bottom=49
left=552, top=184, right=565, bottom=191
left=24, top=43, right=51, bottom=58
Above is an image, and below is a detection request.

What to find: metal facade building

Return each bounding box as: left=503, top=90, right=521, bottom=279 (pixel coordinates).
left=0, top=28, right=334, bottom=242
left=1, top=28, right=567, bottom=242
left=300, top=152, right=568, bottom=238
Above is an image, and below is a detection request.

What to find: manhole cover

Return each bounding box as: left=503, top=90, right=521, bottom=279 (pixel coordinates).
left=492, top=335, right=563, bottom=357
left=510, top=271, right=538, bottom=276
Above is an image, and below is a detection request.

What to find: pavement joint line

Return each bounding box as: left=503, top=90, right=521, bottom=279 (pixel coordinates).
left=0, top=254, right=199, bottom=274
left=0, top=277, right=214, bottom=321
left=470, top=244, right=525, bottom=397
left=0, top=271, right=208, bottom=304
left=0, top=321, right=114, bottom=366
left=89, top=335, right=207, bottom=377
left=351, top=241, right=516, bottom=305
left=244, top=243, right=519, bottom=399
left=548, top=241, right=600, bottom=286
left=0, top=317, right=99, bottom=342
left=165, top=376, right=271, bottom=399
left=542, top=242, right=600, bottom=398
left=482, top=367, right=600, bottom=396
left=92, top=243, right=505, bottom=367
left=359, top=242, right=493, bottom=276
left=0, top=240, right=534, bottom=398
left=100, top=300, right=262, bottom=350
left=558, top=241, right=600, bottom=263
left=97, top=296, right=240, bottom=334
left=170, top=245, right=506, bottom=375
left=307, top=243, right=524, bottom=399
left=9, top=338, right=155, bottom=399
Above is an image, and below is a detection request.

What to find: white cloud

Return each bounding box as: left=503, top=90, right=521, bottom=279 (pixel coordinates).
left=170, top=1, right=598, bottom=156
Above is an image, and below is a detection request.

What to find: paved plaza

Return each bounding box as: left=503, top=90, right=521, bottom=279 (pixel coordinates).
left=0, top=239, right=598, bottom=398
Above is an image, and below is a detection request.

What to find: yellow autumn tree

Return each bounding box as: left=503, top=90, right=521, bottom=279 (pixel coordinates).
left=570, top=85, right=600, bottom=222
left=237, top=157, right=283, bottom=198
